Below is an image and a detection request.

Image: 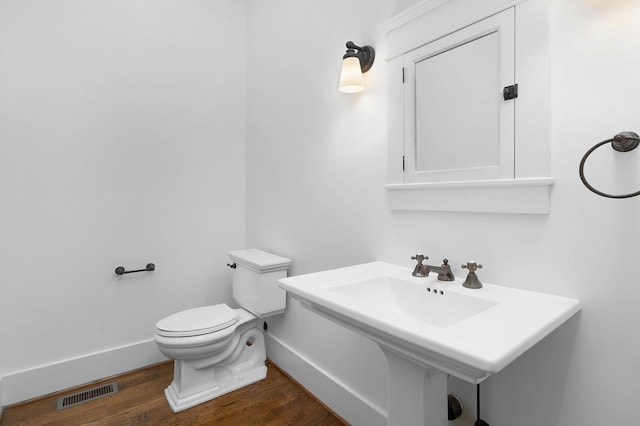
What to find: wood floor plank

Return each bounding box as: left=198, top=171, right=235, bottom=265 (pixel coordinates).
left=0, top=361, right=347, bottom=426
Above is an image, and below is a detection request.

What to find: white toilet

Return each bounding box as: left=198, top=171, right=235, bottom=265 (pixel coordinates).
left=154, top=249, right=291, bottom=413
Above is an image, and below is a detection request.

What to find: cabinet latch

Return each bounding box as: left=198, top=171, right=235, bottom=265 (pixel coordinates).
left=503, top=84, right=518, bottom=100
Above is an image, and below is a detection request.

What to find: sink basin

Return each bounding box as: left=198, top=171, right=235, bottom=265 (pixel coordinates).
left=279, top=261, right=580, bottom=382
left=279, top=262, right=580, bottom=425
left=325, top=275, right=497, bottom=328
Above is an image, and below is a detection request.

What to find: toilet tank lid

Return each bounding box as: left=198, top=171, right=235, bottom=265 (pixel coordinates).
left=228, top=249, right=291, bottom=273
left=155, top=304, right=239, bottom=337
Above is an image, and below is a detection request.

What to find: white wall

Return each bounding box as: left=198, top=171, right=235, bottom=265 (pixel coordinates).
left=247, top=1, right=640, bottom=425
left=0, top=0, right=247, bottom=405
left=246, top=1, right=395, bottom=421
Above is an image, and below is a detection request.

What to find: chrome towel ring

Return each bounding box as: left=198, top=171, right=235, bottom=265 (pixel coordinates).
left=579, top=131, right=640, bottom=199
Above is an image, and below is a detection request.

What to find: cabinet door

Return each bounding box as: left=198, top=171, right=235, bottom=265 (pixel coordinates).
left=403, top=8, right=515, bottom=183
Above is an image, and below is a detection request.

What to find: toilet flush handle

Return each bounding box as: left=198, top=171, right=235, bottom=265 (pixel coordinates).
left=227, top=263, right=237, bottom=269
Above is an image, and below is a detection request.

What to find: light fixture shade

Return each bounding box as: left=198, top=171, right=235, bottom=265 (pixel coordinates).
left=338, top=56, right=365, bottom=93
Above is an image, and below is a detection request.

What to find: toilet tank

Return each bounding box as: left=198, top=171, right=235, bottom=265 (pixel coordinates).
left=227, top=249, right=291, bottom=318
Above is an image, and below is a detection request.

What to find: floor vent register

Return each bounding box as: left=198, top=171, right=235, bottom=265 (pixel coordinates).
left=56, top=382, right=119, bottom=410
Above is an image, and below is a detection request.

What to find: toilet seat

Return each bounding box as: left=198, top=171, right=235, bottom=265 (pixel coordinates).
left=156, top=304, right=239, bottom=337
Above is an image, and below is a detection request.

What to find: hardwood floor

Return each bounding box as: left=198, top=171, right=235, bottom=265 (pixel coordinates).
left=0, top=360, right=347, bottom=425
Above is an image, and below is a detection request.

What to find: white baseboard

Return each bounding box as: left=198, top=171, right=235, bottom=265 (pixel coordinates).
left=2, top=333, right=387, bottom=425
left=265, top=332, right=387, bottom=426
left=1, top=338, right=167, bottom=407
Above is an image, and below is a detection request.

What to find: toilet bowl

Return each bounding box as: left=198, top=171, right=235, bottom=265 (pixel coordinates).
left=154, top=249, right=291, bottom=413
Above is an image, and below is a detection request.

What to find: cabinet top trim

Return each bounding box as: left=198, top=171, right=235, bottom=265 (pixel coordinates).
left=379, top=0, right=451, bottom=33
left=380, top=0, right=527, bottom=35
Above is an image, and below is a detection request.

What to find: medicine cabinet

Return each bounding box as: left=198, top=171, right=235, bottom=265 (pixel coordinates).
left=383, top=0, right=554, bottom=214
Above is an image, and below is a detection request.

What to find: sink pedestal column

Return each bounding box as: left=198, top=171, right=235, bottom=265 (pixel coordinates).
left=381, top=347, right=448, bottom=426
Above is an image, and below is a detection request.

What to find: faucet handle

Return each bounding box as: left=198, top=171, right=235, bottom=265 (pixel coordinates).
left=462, top=262, right=483, bottom=289
left=411, top=253, right=428, bottom=263
left=462, top=261, right=482, bottom=272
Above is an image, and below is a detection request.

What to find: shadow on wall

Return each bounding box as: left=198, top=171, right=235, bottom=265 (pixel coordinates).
left=482, top=313, right=581, bottom=426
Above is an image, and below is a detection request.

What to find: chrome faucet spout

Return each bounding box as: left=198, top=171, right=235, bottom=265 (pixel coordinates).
left=411, top=255, right=455, bottom=281
left=426, top=259, right=455, bottom=281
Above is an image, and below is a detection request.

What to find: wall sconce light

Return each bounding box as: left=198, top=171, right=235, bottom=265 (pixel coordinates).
left=338, top=41, right=375, bottom=93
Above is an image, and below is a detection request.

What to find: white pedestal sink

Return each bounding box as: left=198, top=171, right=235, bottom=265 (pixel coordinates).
left=279, top=261, right=580, bottom=426
left=383, top=347, right=448, bottom=425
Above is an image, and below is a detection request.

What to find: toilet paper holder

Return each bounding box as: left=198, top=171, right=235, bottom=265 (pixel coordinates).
left=115, top=263, right=155, bottom=275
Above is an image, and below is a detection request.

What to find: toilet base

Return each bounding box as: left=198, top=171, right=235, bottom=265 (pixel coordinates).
left=163, top=324, right=268, bottom=413
left=164, top=364, right=267, bottom=412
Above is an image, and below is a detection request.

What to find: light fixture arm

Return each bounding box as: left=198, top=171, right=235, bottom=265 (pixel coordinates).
left=344, top=41, right=375, bottom=73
